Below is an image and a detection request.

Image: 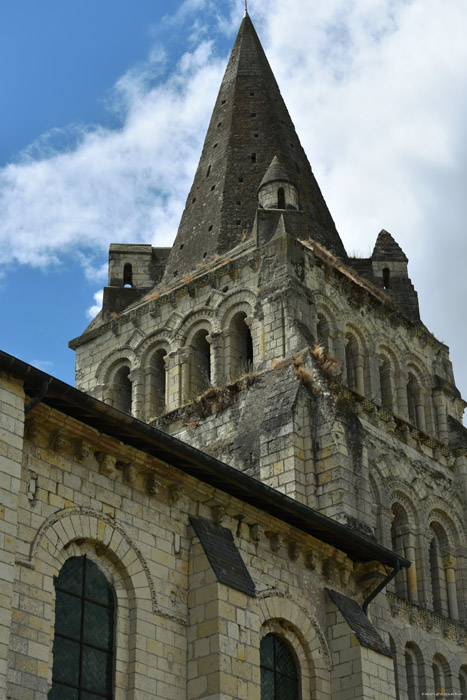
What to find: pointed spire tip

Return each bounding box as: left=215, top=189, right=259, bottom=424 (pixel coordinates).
left=244, top=0, right=248, bottom=17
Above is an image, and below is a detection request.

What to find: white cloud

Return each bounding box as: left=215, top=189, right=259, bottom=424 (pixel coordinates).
left=1, top=0, right=466, bottom=399
left=86, top=290, right=104, bottom=320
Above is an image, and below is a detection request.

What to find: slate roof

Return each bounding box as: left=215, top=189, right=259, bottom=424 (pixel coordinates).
left=163, top=13, right=347, bottom=282
left=371, top=229, right=408, bottom=262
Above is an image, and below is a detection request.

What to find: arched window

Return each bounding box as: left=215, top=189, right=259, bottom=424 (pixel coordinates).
left=50, top=556, right=114, bottom=699
left=429, top=522, right=452, bottom=618
left=113, top=365, right=132, bottom=414
left=149, top=348, right=167, bottom=418
left=123, top=262, right=133, bottom=287
left=459, top=665, right=467, bottom=697
left=190, top=329, right=211, bottom=396
left=379, top=358, right=393, bottom=411
left=316, top=314, right=330, bottom=355
left=277, top=187, right=285, bottom=209
left=432, top=654, right=450, bottom=696
left=405, top=643, right=424, bottom=700
left=260, top=634, right=299, bottom=699
left=229, top=311, right=253, bottom=379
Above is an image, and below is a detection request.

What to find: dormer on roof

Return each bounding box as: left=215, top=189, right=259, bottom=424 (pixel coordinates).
left=258, top=155, right=299, bottom=210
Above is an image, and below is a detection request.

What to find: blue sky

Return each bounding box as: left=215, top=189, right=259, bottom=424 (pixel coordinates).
left=1, top=0, right=467, bottom=406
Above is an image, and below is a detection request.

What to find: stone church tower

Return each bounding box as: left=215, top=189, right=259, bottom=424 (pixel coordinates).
left=67, top=11, right=467, bottom=697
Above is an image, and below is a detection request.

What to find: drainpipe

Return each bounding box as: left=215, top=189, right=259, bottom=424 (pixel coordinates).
left=362, top=560, right=401, bottom=615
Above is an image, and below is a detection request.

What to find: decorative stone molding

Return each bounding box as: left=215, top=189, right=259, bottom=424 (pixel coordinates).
left=123, top=463, right=138, bottom=484
left=96, top=452, right=118, bottom=478
left=169, top=484, right=183, bottom=503
left=74, top=440, right=90, bottom=463
left=265, top=531, right=282, bottom=553
left=211, top=505, right=226, bottom=524
left=25, top=419, right=40, bottom=441
left=304, top=551, right=316, bottom=570
left=147, top=473, right=161, bottom=496
left=27, top=473, right=38, bottom=503
left=249, top=523, right=261, bottom=542
left=50, top=430, right=68, bottom=453
left=287, top=540, right=300, bottom=561
left=387, top=593, right=467, bottom=647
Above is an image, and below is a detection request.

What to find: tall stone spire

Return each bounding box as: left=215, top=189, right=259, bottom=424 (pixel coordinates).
left=163, top=14, right=346, bottom=282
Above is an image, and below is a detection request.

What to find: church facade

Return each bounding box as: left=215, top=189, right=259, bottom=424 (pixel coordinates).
left=1, top=11, right=466, bottom=700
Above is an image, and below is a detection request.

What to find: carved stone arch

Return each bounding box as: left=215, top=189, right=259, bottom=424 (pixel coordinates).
left=388, top=486, right=420, bottom=527
left=216, top=287, right=256, bottom=320
left=137, top=332, right=173, bottom=367
left=219, top=299, right=254, bottom=330
left=97, top=348, right=138, bottom=386
left=378, top=343, right=402, bottom=374
left=256, top=589, right=332, bottom=700
left=22, top=506, right=158, bottom=614
left=175, top=310, right=216, bottom=344
left=426, top=506, right=462, bottom=550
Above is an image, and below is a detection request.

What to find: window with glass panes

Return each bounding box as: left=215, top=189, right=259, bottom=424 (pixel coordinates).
left=49, top=556, right=114, bottom=700
left=260, top=633, right=299, bottom=700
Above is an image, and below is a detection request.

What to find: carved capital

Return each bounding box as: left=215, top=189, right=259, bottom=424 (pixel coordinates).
left=304, top=551, right=315, bottom=570
left=443, top=554, right=457, bottom=570
left=124, top=463, right=138, bottom=484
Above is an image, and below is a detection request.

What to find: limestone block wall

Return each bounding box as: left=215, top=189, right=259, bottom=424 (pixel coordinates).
left=0, top=374, right=24, bottom=697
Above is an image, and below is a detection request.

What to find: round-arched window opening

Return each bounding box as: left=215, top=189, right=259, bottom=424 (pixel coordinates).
left=123, top=263, right=133, bottom=288
left=260, top=633, right=299, bottom=699
left=383, top=267, right=390, bottom=289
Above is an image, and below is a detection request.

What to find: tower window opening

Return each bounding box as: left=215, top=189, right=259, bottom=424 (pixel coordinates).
left=254, top=132, right=259, bottom=138
left=192, top=197, right=196, bottom=203
left=229, top=311, right=253, bottom=379
left=236, top=200, right=241, bottom=205
left=383, top=267, right=391, bottom=289
left=113, top=365, right=132, bottom=414
left=211, top=185, right=215, bottom=191
left=203, top=251, right=208, bottom=257
left=221, top=99, right=226, bottom=105
left=149, top=348, right=167, bottom=418
left=190, top=329, right=211, bottom=396
left=250, top=92, right=255, bottom=96
left=208, top=225, right=213, bottom=231
left=277, top=187, right=285, bottom=209
left=251, top=112, right=256, bottom=118
left=251, top=153, right=257, bottom=163
left=206, top=165, right=211, bottom=177
left=239, top=176, right=244, bottom=183
left=123, top=263, right=133, bottom=287
left=213, top=143, right=218, bottom=148
left=217, top=122, right=222, bottom=128
left=236, top=219, right=241, bottom=225
left=180, top=243, right=184, bottom=250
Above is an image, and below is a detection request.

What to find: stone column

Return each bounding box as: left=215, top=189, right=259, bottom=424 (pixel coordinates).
left=416, top=394, right=427, bottom=432
left=207, top=331, right=224, bottom=386
left=401, top=526, right=418, bottom=604
left=129, top=368, right=143, bottom=420
left=443, top=554, right=459, bottom=621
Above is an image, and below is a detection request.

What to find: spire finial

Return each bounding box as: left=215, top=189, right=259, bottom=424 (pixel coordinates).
left=244, top=0, right=248, bottom=17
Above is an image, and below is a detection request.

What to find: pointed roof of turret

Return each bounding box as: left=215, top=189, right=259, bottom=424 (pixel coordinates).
left=371, top=229, right=408, bottom=262
left=163, top=14, right=347, bottom=282
left=259, top=155, right=295, bottom=190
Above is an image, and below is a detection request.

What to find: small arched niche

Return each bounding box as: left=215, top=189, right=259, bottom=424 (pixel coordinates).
left=190, top=329, right=211, bottom=396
